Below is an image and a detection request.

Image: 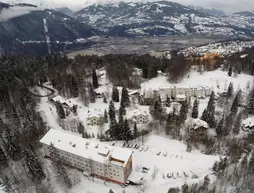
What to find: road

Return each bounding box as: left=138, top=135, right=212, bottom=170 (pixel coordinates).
left=29, top=84, right=56, bottom=98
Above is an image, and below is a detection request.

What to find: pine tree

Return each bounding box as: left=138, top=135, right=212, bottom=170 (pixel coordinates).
left=165, top=95, right=171, bottom=107
left=0, top=146, right=7, bottom=169
left=22, top=149, right=46, bottom=183
left=248, top=90, right=254, bottom=114
left=148, top=65, right=158, bottom=78
left=201, top=109, right=208, bottom=121
left=233, top=112, right=242, bottom=135
left=112, top=86, right=119, bottom=102
left=109, top=101, right=116, bottom=122
left=249, top=151, right=254, bottom=172
left=165, top=113, right=174, bottom=135
left=152, top=99, right=163, bottom=120
left=191, top=99, right=199, bottom=119
left=227, top=82, right=234, bottom=98
left=56, top=101, right=65, bottom=119
left=204, top=91, right=216, bottom=127
left=70, top=76, right=79, bottom=97
left=179, top=100, right=188, bottom=124
left=103, top=94, right=107, bottom=103
left=228, top=65, right=232, bottom=77
left=1, top=176, right=12, bottom=193
left=104, top=110, right=108, bottom=123
left=133, top=122, right=138, bottom=139
left=181, top=183, right=189, bottom=193
left=49, top=143, right=72, bottom=188
left=216, top=117, right=224, bottom=136
left=89, top=84, right=95, bottom=103
left=121, top=87, right=130, bottom=107
left=92, top=68, right=99, bottom=89
left=123, top=119, right=132, bottom=142
left=231, top=94, right=239, bottom=115
left=109, top=120, right=120, bottom=140
left=77, top=122, right=85, bottom=135
left=3, top=129, right=21, bottom=161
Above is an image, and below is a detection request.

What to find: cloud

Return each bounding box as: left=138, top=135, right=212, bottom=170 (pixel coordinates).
left=0, top=6, right=38, bottom=22
left=2, top=0, right=254, bottom=14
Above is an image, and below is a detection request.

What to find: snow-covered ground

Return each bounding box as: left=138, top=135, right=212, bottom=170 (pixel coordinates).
left=44, top=134, right=219, bottom=193
left=141, top=70, right=253, bottom=96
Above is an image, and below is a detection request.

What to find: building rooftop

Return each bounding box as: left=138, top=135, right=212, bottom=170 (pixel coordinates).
left=40, top=129, right=132, bottom=167
left=52, top=95, right=76, bottom=107
left=243, top=116, right=254, bottom=128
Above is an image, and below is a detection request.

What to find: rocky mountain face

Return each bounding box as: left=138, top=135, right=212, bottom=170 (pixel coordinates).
left=187, top=5, right=225, bottom=17
left=75, top=1, right=254, bottom=38
left=56, top=7, right=74, bottom=17
left=0, top=2, right=101, bottom=55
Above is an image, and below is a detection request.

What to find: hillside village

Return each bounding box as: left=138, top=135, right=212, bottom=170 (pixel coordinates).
left=31, top=42, right=254, bottom=193
left=1, top=39, right=254, bottom=193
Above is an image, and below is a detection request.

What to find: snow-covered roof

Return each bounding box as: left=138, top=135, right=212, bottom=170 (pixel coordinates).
left=87, top=108, right=103, bottom=118
left=240, top=54, right=248, bottom=58
left=52, top=95, right=76, bottom=107
left=243, top=117, right=254, bottom=128
left=176, top=94, right=186, bottom=99
left=127, top=171, right=143, bottom=184
left=40, top=129, right=132, bottom=167
left=187, top=118, right=209, bottom=130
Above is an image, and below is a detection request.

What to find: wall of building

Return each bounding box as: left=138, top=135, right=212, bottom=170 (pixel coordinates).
left=42, top=144, right=127, bottom=184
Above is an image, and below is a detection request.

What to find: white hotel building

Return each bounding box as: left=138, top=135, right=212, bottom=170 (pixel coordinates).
left=159, top=85, right=212, bottom=101
left=40, top=129, right=133, bottom=184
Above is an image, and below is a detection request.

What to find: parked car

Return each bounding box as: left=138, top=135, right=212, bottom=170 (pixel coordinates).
left=163, top=152, right=167, bottom=156
left=157, top=151, right=161, bottom=156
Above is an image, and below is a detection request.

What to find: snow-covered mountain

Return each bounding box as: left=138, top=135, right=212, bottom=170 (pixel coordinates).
left=56, top=7, right=74, bottom=17
left=75, top=1, right=254, bottom=38
left=0, top=2, right=101, bottom=55
left=187, top=5, right=225, bottom=16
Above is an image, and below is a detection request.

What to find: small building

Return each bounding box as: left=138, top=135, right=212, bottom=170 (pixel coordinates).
left=51, top=95, right=76, bottom=108
left=242, top=117, right=254, bottom=132
left=131, top=110, right=149, bottom=124
left=187, top=118, right=209, bottom=136
left=40, top=129, right=133, bottom=184
left=87, top=109, right=104, bottom=126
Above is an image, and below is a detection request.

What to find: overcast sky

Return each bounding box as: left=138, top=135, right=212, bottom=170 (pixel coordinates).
left=3, top=0, right=254, bottom=14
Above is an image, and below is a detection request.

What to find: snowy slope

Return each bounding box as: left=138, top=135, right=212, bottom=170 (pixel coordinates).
left=75, top=1, right=254, bottom=38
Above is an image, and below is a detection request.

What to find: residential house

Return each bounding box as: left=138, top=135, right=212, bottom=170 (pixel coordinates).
left=87, top=109, right=104, bottom=126
left=40, top=129, right=133, bottom=184
left=187, top=118, right=209, bottom=136
left=50, top=95, right=76, bottom=108
left=242, top=117, right=254, bottom=132
left=131, top=110, right=149, bottom=124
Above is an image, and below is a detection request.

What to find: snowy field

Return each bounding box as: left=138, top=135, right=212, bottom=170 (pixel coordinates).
left=141, top=70, right=253, bottom=95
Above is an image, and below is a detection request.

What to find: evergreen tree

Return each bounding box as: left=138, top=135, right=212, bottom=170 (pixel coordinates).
left=22, top=149, right=46, bottom=183
left=148, top=65, right=158, bottom=78
left=109, top=101, right=116, bottom=122
left=112, top=86, right=119, bottom=102
left=249, top=151, right=254, bottom=172
left=201, top=109, right=208, bottom=121
left=179, top=100, right=188, bottom=124
left=227, top=82, right=234, bottom=98
left=108, top=120, right=120, bottom=140
left=49, top=143, right=72, bottom=188
left=123, top=119, right=132, bottom=142
left=0, top=146, right=7, bottom=169
left=231, top=94, right=239, bottom=115
left=181, top=183, right=189, bottom=193
left=165, top=95, right=171, bottom=107
left=0, top=176, right=12, bottom=193
left=228, top=65, right=232, bottom=77
left=233, top=112, right=242, bottom=135
left=204, top=91, right=216, bottom=127
left=133, top=122, right=138, bottom=139
left=70, top=76, right=79, bottom=97
left=3, top=129, right=21, bottom=161
left=121, top=87, right=130, bottom=107
left=92, top=68, right=99, bottom=89
left=216, top=117, right=224, bottom=136
left=248, top=90, right=254, bottom=114
left=103, top=94, right=107, bottom=103
left=89, top=84, right=95, bottom=103
left=152, top=99, right=163, bottom=120
left=104, top=110, right=108, bottom=123
left=191, top=99, right=199, bottom=119
left=77, top=122, right=85, bottom=135
left=56, top=101, right=65, bottom=119
left=165, top=113, right=174, bottom=135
